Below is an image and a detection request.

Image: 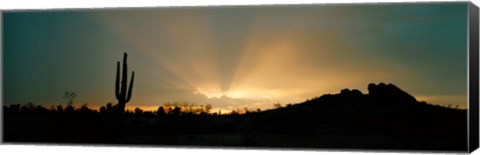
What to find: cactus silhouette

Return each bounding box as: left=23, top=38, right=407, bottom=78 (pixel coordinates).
left=115, top=52, right=135, bottom=113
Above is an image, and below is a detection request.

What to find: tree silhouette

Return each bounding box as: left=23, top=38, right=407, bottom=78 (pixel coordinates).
left=115, top=52, right=135, bottom=113
left=205, top=104, right=212, bottom=113
left=62, top=92, right=77, bottom=107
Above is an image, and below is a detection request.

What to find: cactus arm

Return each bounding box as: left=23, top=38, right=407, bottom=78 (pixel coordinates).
left=120, top=53, right=128, bottom=100
left=126, top=71, right=135, bottom=102
left=115, top=61, right=121, bottom=100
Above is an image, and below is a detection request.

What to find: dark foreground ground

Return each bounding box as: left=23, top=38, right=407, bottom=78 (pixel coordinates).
left=3, top=83, right=468, bottom=152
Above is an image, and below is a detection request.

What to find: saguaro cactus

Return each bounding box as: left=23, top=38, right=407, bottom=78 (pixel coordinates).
left=115, top=52, right=135, bottom=113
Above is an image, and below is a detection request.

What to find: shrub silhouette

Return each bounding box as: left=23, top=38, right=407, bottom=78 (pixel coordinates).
left=65, top=105, right=75, bottom=113
left=156, top=106, right=166, bottom=118
left=56, top=105, right=64, bottom=113
left=134, top=107, right=143, bottom=115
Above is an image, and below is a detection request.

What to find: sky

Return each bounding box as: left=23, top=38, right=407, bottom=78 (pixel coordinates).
left=3, top=2, right=469, bottom=112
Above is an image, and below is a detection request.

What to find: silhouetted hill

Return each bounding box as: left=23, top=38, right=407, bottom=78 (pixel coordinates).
left=239, top=83, right=466, bottom=150
left=256, top=83, right=461, bottom=117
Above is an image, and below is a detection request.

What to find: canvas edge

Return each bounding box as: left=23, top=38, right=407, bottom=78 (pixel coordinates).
left=468, top=1, right=480, bottom=153
left=0, top=10, right=4, bottom=144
